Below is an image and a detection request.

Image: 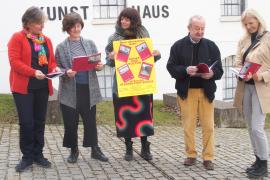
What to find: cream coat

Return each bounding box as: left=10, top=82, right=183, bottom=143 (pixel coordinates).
left=233, top=32, right=270, bottom=113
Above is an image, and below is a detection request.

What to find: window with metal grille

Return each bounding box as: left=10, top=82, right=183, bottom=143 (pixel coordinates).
left=222, top=55, right=237, bottom=100
left=97, top=65, right=114, bottom=99
left=220, top=0, right=245, bottom=16
left=93, top=0, right=126, bottom=19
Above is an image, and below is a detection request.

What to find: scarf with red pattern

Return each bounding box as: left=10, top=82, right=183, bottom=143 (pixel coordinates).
left=24, top=29, right=48, bottom=66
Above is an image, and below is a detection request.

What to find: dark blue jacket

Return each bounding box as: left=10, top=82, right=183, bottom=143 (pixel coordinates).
left=167, top=35, right=224, bottom=102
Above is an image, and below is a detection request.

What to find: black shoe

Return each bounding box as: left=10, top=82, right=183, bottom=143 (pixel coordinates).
left=15, top=160, right=33, bottom=172
left=124, top=141, right=133, bottom=161
left=248, top=160, right=268, bottom=178
left=34, top=156, right=51, bottom=168
left=141, top=141, right=153, bottom=161
left=91, top=146, right=108, bottom=162
left=246, top=155, right=259, bottom=173
left=67, top=147, right=79, bottom=163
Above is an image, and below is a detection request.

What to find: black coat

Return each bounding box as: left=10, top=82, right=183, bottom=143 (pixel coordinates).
left=167, top=35, right=224, bottom=102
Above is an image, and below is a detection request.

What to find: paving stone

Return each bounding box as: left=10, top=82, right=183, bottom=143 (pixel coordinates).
left=1, top=124, right=270, bottom=179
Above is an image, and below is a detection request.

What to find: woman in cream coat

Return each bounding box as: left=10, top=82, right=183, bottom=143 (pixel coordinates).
left=233, top=9, right=270, bottom=178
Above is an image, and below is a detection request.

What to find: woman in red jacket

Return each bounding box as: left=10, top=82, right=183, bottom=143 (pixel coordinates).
left=8, top=6, right=58, bottom=172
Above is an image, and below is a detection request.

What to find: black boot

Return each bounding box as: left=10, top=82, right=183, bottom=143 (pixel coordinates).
left=248, top=160, right=268, bottom=178
left=15, top=159, right=33, bottom=172
left=34, top=156, right=51, bottom=168
left=91, top=146, right=108, bottom=162
left=124, top=141, right=133, bottom=161
left=141, top=141, right=152, bottom=161
left=67, top=147, right=79, bottom=163
left=246, top=155, right=260, bottom=173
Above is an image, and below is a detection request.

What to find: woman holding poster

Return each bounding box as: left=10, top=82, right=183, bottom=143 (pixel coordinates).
left=105, top=8, right=161, bottom=161
left=55, top=12, right=108, bottom=164
left=233, top=9, right=270, bottom=178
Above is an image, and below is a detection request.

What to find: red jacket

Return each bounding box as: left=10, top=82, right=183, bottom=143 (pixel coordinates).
left=8, top=30, right=56, bottom=95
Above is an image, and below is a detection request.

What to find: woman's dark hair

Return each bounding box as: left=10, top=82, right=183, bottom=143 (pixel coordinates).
left=22, top=6, right=46, bottom=29
left=116, top=8, right=142, bottom=30
left=62, top=12, right=84, bottom=32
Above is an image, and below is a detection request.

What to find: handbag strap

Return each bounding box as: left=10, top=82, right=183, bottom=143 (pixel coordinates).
left=242, top=31, right=268, bottom=64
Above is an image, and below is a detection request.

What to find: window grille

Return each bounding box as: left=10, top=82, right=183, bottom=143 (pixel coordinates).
left=93, top=0, right=126, bottom=19
left=220, top=0, right=245, bottom=16
left=97, top=65, right=114, bottom=99
left=222, top=55, right=237, bottom=100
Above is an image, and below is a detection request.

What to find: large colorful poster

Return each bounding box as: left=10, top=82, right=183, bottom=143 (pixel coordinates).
left=113, top=38, right=157, bottom=97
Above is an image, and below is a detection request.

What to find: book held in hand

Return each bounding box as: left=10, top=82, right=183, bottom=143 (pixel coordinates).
left=46, top=71, right=65, bottom=79
left=196, top=60, right=219, bottom=75
left=72, top=53, right=101, bottom=72
left=230, top=61, right=261, bottom=78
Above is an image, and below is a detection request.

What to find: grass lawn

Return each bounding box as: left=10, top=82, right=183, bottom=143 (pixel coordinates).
left=1, top=94, right=269, bottom=128
left=0, top=94, right=17, bottom=123
left=0, top=94, right=180, bottom=126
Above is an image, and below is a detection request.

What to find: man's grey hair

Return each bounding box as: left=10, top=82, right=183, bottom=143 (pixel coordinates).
left=188, top=15, right=205, bottom=27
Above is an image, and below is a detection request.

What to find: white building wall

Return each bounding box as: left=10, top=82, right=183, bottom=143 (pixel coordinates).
left=1, top=0, right=269, bottom=99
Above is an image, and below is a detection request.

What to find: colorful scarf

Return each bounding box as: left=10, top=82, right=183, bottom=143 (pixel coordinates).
left=24, top=30, right=48, bottom=66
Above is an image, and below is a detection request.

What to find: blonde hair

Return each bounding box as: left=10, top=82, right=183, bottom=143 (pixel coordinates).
left=241, top=9, right=267, bottom=37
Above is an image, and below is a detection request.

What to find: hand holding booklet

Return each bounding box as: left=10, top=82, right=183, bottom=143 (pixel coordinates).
left=195, top=60, right=218, bottom=75
left=72, top=53, right=101, bottom=72
left=230, top=61, right=261, bottom=79
left=46, top=71, right=65, bottom=79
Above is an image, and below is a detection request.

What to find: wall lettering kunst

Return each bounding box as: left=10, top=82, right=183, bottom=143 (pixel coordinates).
left=40, top=6, right=89, bottom=20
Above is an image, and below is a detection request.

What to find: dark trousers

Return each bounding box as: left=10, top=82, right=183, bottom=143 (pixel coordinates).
left=61, top=84, right=98, bottom=148
left=13, top=88, right=49, bottom=162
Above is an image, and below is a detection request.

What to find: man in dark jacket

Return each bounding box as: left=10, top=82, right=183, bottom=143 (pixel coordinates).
left=167, top=15, right=223, bottom=170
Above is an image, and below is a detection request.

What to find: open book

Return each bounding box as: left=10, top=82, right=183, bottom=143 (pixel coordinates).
left=230, top=61, right=261, bottom=78
left=46, top=71, right=65, bottom=79
left=195, top=60, right=218, bottom=75
left=72, top=53, right=101, bottom=72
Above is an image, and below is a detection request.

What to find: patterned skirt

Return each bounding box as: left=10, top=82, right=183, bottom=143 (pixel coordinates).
left=113, top=94, right=154, bottom=138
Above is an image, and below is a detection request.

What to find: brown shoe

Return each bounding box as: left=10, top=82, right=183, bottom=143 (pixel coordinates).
left=184, top=157, right=196, bottom=166
left=203, top=160, right=214, bottom=170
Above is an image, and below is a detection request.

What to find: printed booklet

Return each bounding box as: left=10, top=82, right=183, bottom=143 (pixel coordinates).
left=116, top=45, right=131, bottom=62
left=138, top=62, right=153, bottom=80
left=196, top=60, right=219, bottom=75
left=46, top=71, right=64, bottom=79
left=72, top=53, right=101, bottom=72
left=136, top=42, right=152, bottom=61
left=118, top=64, right=134, bottom=82
left=230, top=61, right=261, bottom=78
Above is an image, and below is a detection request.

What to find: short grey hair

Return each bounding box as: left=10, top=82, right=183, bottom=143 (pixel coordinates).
left=22, top=6, right=46, bottom=29
left=188, top=15, right=205, bottom=27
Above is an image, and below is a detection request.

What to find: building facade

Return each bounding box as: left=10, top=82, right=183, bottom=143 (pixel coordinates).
left=1, top=0, right=269, bottom=100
